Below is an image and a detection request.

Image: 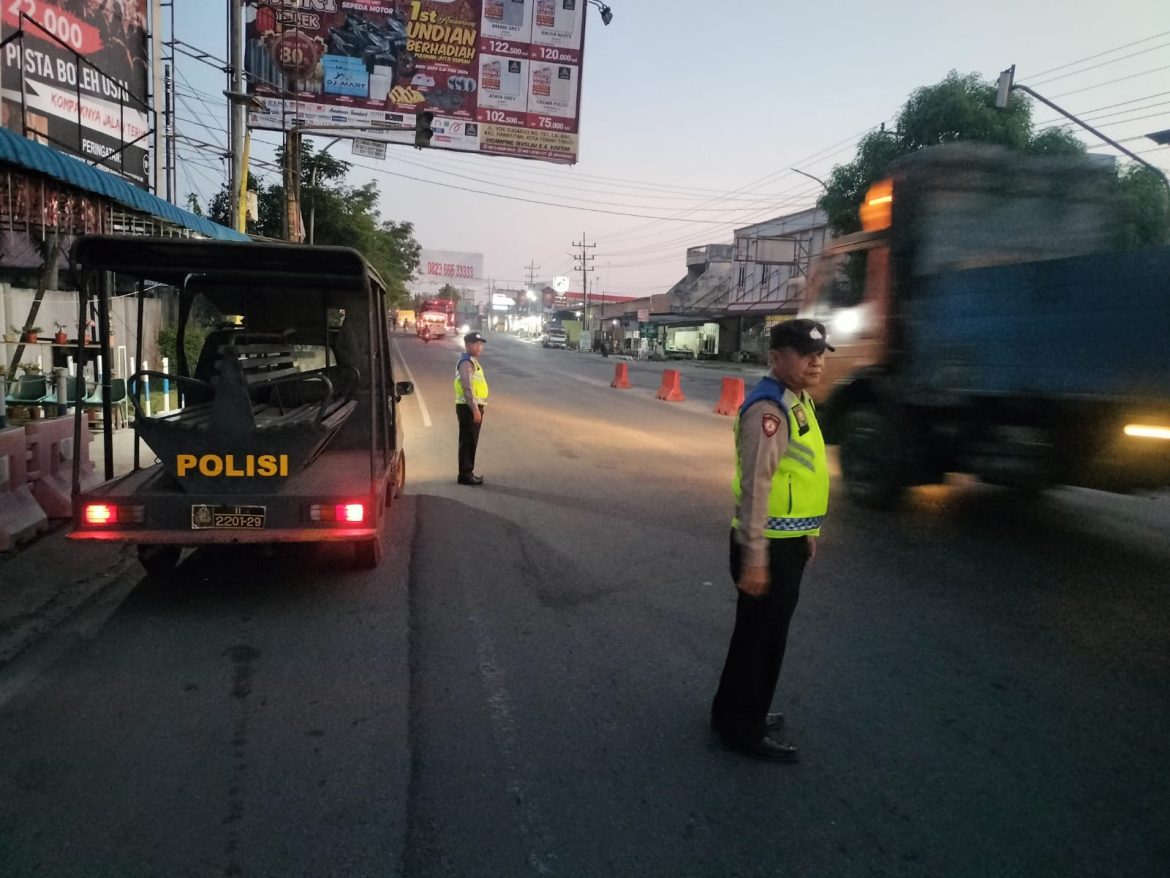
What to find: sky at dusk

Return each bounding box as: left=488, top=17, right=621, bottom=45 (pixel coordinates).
left=175, top=0, right=1170, bottom=300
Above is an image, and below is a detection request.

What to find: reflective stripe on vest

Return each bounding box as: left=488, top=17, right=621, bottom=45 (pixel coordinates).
left=731, top=375, right=829, bottom=539
left=454, top=354, right=490, bottom=404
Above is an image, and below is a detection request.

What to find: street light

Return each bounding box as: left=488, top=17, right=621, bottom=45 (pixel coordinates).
left=309, top=136, right=344, bottom=245
left=996, top=64, right=1169, bottom=193
left=587, top=0, right=614, bottom=25
left=791, top=167, right=827, bottom=189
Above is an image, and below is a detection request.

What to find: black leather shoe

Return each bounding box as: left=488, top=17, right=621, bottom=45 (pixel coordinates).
left=723, top=736, right=799, bottom=763
left=710, top=712, right=784, bottom=733
left=457, top=475, right=484, bottom=485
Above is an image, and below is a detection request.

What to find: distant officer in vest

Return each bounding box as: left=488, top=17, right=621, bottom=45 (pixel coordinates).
left=710, top=318, right=835, bottom=762
left=455, top=331, right=490, bottom=485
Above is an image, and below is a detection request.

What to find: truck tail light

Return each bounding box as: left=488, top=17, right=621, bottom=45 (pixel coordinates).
left=82, top=504, right=144, bottom=525
left=85, top=503, right=115, bottom=524
left=309, top=503, right=366, bottom=523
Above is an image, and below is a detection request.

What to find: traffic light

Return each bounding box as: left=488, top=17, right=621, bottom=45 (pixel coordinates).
left=414, top=111, right=434, bottom=149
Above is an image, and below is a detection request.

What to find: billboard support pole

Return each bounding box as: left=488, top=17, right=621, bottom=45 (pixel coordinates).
left=228, top=0, right=245, bottom=231
left=150, top=0, right=165, bottom=197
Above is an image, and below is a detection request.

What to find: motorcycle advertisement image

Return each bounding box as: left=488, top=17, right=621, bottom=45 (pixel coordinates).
left=245, top=1, right=412, bottom=108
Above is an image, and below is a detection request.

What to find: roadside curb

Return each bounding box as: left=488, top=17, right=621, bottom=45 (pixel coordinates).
left=0, top=529, right=138, bottom=669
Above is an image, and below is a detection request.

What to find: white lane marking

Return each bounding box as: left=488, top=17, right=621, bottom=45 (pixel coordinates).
left=464, top=586, right=557, bottom=874
left=393, top=341, right=432, bottom=428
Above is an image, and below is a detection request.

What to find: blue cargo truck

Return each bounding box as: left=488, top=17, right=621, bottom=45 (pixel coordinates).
left=799, top=144, right=1170, bottom=507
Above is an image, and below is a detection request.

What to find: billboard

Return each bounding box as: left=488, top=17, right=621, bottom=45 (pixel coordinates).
left=1, top=0, right=150, bottom=186
left=246, top=0, right=586, bottom=164
left=418, top=249, right=484, bottom=281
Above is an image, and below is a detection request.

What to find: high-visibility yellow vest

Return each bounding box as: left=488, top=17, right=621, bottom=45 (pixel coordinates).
left=731, top=376, right=829, bottom=538
left=454, top=354, right=490, bottom=405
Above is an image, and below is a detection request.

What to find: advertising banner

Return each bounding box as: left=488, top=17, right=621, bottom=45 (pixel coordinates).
left=246, top=0, right=586, bottom=164
left=418, top=249, right=484, bottom=281
left=1, top=0, right=150, bottom=186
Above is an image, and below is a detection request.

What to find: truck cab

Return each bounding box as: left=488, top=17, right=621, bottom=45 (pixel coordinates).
left=799, top=144, right=1170, bottom=507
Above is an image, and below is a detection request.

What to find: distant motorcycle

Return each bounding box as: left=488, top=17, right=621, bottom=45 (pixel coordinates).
left=419, top=327, right=431, bottom=343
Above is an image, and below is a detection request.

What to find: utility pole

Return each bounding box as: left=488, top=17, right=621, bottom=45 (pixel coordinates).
left=572, top=234, right=595, bottom=346
left=525, top=260, right=540, bottom=327
left=284, top=128, right=303, bottom=241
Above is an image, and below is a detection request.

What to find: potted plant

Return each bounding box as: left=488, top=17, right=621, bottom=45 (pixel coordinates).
left=3, top=326, right=16, bottom=343
left=53, top=321, right=68, bottom=344
left=79, top=319, right=94, bottom=345
left=22, top=326, right=41, bottom=343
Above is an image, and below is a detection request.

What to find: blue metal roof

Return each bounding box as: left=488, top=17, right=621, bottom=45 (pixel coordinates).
left=0, top=127, right=249, bottom=242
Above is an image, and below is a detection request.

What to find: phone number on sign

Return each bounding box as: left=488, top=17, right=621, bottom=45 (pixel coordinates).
left=427, top=262, right=475, bottom=278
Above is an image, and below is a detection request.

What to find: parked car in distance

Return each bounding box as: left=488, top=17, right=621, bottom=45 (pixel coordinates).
left=542, top=327, right=567, bottom=349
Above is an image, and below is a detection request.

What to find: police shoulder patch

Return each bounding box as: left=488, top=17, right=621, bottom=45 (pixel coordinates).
left=761, top=413, right=782, bottom=437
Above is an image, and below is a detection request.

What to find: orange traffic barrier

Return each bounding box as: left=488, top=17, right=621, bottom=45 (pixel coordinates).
left=655, top=369, right=685, bottom=402
left=0, top=424, right=47, bottom=550
left=25, top=416, right=101, bottom=519
left=610, top=362, right=631, bottom=388
left=713, top=376, right=745, bottom=416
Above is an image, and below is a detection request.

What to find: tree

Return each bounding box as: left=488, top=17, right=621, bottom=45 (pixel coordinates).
left=196, top=142, right=421, bottom=305
left=1024, top=127, right=1089, bottom=158
left=1115, top=165, right=1170, bottom=248
left=819, top=71, right=1092, bottom=235
left=436, top=283, right=460, bottom=305
left=818, top=128, right=908, bottom=237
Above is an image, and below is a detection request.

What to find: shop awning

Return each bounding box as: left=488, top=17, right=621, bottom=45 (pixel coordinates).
left=640, top=314, right=722, bottom=326
left=0, top=128, right=248, bottom=242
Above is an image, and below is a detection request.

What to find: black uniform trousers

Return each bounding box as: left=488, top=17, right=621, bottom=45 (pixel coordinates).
left=710, top=529, right=809, bottom=746
left=456, top=403, right=484, bottom=478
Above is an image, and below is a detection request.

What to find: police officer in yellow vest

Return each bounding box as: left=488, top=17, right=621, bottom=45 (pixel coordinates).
left=455, top=331, right=490, bottom=485
left=711, top=319, right=834, bottom=762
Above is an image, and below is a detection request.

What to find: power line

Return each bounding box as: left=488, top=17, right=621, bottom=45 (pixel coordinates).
left=1026, top=41, right=1170, bottom=88
left=345, top=157, right=735, bottom=224
left=1024, top=30, right=1170, bottom=80
left=1050, top=65, right=1170, bottom=99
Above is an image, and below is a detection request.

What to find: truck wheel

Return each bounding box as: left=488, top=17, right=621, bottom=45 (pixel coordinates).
left=138, top=544, right=181, bottom=577
left=354, top=537, right=383, bottom=569
left=839, top=405, right=907, bottom=509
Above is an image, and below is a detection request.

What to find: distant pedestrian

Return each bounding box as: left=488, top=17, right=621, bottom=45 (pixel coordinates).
left=455, top=331, right=489, bottom=485
left=710, top=319, right=835, bottom=762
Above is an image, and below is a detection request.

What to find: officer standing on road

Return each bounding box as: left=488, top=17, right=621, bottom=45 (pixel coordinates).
left=455, top=331, right=489, bottom=485
left=710, top=319, right=834, bottom=762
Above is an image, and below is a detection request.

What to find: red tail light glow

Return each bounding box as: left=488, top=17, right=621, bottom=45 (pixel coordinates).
left=85, top=504, right=115, bottom=525
left=309, top=503, right=368, bottom=523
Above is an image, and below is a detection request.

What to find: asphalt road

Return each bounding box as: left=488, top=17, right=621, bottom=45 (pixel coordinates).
left=1, top=329, right=1168, bottom=877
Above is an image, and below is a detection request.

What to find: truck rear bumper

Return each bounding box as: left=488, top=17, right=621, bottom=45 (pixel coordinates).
left=70, top=527, right=378, bottom=545
left=68, top=453, right=388, bottom=545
